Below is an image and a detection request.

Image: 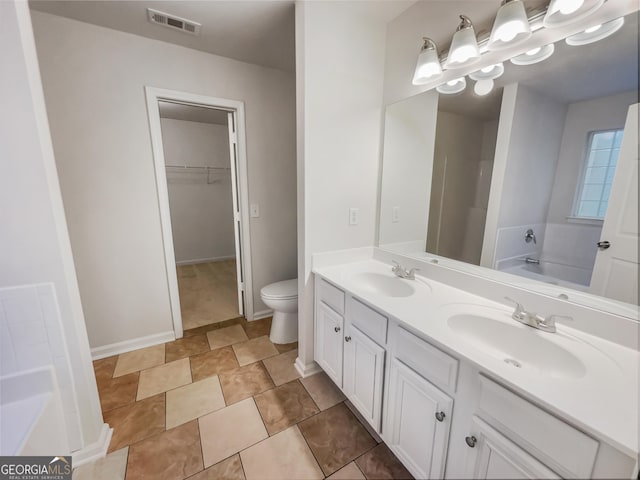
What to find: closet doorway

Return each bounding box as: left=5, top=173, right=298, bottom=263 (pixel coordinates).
left=145, top=88, right=253, bottom=338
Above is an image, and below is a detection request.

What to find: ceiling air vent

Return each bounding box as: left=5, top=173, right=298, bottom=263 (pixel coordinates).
left=147, top=8, right=201, bottom=36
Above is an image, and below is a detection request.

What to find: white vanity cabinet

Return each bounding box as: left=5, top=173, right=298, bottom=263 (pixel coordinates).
left=314, top=279, right=346, bottom=387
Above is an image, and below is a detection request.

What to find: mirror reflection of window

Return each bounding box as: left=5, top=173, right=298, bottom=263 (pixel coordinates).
left=573, top=129, right=623, bottom=220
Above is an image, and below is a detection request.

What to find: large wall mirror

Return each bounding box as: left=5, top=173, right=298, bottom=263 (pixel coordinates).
left=378, top=10, right=639, bottom=318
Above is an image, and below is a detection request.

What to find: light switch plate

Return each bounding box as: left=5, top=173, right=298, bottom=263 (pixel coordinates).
left=349, top=208, right=359, bottom=225
left=250, top=204, right=260, bottom=218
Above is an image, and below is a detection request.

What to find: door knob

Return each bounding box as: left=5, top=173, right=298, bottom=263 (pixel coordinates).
left=345, top=336, right=352, bottom=342
left=597, top=241, right=611, bottom=250
left=465, top=436, right=477, bottom=448
left=334, top=326, right=341, bottom=333
left=435, top=411, right=446, bottom=422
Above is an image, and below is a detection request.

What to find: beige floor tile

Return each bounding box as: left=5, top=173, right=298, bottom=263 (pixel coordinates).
left=165, top=334, right=210, bottom=362
left=355, top=443, right=413, bottom=479
left=137, top=358, right=192, bottom=400
left=113, top=344, right=164, bottom=377
left=198, top=398, right=268, bottom=468
left=125, top=420, right=203, bottom=480
left=104, top=394, right=165, bottom=452
left=242, top=317, right=272, bottom=339
left=72, top=446, right=128, bottom=480
left=262, top=349, right=300, bottom=386
left=326, top=462, right=366, bottom=480
left=190, top=346, right=239, bottom=382
left=166, top=376, right=226, bottom=429
left=187, top=454, right=245, bottom=480
left=232, top=336, right=278, bottom=366
left=207, top=324, right=248, bottom=350
left=300, top=371, right=346, bottom=410
left=240, top=426, right=323, bottom=480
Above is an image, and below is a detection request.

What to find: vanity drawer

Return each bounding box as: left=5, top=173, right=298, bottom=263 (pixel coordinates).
left=348, top=297, right=388, bottom=345
left=394, top=326, right=458, bottom=392
left=317, top=278, right=345, bottom=315
left=478, top=375, right=598, bottom=479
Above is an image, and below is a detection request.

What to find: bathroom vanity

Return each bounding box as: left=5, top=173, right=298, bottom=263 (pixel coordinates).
left=312, top=256, right=638, bottom=479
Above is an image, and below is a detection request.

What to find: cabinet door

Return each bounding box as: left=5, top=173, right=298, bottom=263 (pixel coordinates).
left=386, top=358, right=453, bottom=479
left=315, top=302, right=344, bottom=387
left=463, top=417, right=560, bottom=479
left=343, top=323, right=385, bottom=431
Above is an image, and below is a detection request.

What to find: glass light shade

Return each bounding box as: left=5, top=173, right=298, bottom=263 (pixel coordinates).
left=469, top=63, right=505, bottom=81
left=488, top=0, right=532, bottom=51
left=436, top=77, right=467, bottom=95
left=510, top=43, right=555, bottom=65
left=412, top=39, right=443, bottom=85
left=443, top=17, right=480, bottom=69
left=543, top=0, right=605, bottom=28
left=565, top=17, right=624, bottom=46
left=474, top=79, right=495, bottom=96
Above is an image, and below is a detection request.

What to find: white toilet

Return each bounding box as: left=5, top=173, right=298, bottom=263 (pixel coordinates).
left=260, top=279, right=298, bottom=344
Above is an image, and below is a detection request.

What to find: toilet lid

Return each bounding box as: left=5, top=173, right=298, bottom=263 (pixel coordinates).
left=261, top=279, right=298, bottom=300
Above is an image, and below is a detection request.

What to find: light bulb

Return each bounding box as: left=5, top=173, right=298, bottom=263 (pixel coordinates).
left=450, top=45, right=478, bottom=65
left=494, top=20, right=526, bottom=42
left=447, top=79, right=460, bottom=86
left=526, top=47, right=542, bottom=55
left=474, top=79, right=494, bottom=96
left=558, top=0, right=584, bottom=14
left=481, top=65, right=495, bottom=73
left=584, top=24, right=602, bottom=33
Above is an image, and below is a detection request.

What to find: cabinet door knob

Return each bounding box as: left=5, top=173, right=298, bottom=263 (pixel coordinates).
left=345, top=336, right=352, bottom=342
left=597, top=240, right=611, bottom=250
left=435, top=411, right=446, bottom=422
left=334, top=326, right=341, bottom=333
left=465, top=436, right=477, bottom=448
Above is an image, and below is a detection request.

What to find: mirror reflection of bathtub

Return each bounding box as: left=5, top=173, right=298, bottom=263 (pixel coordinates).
left=499, top=257, right=591, bottom=291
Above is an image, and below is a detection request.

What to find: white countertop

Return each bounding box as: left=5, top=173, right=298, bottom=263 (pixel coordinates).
left=313, top=258, right=639, bottom=458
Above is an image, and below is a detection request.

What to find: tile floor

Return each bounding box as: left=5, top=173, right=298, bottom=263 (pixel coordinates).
left=177, top=260, right=240, bottom=329
left=80, top=316, right=413, bottom=480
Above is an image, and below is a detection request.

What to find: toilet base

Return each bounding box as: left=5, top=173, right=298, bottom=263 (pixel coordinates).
left=269, top=311, right=298, bottom=344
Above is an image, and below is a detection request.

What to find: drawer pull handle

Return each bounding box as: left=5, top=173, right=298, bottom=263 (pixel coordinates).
left=465, top=436, right=477, bottom=448
left=334, top=326, right=341, bottom=333
left=345, top=336, right=352, bottom=342
left=435, top=411, right=446, bottom=422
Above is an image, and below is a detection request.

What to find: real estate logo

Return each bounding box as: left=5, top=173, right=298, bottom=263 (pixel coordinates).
left=0, top=456, right=72, bottom=480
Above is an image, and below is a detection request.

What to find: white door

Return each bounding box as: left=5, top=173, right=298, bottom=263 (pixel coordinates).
left=386, top=358, right=453, bottom=479
left=463, top=417, right=559, bottom=479
left=314, top=302, right=344, bottom=387
left=343, top=323, right=385, bottom=431
left=227, top=112, right=245, bottom=315
left=590, top=104, right=639, bottom=304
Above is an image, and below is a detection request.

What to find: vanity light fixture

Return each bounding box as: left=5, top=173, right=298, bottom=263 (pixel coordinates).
left=543, top=0, right=605, bottom=28
left=565, top=16, right=624, bottom=45
left=487, top=0, right=532, bottom=51
left=436, top=77, right=467, bottom=94
left=469, top=63, right=505, bottom=81
left=412, top=38, right=443, bottom=85
left=443, top=15, right=480, bottom=69
left=473, top=79, right=495, bottom=96
left=510, top=43, right=555, bottom=65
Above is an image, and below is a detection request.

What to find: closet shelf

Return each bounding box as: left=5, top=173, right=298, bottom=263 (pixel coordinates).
left=165, top=164, right=231, bottom=171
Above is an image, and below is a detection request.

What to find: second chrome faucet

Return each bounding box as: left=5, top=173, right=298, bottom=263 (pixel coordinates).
left=504, top=297, right=572, bottom=333
left=391, top=261, right=419, bottom=280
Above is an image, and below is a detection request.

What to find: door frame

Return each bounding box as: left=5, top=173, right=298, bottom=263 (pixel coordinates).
left=145, top=86, right=254, bottom=338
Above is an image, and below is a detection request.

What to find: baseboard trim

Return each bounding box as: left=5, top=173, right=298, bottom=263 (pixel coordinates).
left=72, top=423, right=113, bottom=468
left=91, top=331, right=175, bottom=360
left=294, top=357, right=322, bottom=378
left=252, top=309, right=273, bottom=321
left=175, top=255, right=235, bottom=266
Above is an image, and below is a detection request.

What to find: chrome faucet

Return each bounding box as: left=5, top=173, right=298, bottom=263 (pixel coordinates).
left=524, top=229, right=537, bottom=244
left=523, top=257, right=540, bottom=265
left=392, top=261, right=419, bottom=280
left=504, top=297, right=572, bottom=333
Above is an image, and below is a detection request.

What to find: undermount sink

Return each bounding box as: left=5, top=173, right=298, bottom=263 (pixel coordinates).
left=350, top=272, right=417, bottom=298
left=447, top=313, right=587, bottom=380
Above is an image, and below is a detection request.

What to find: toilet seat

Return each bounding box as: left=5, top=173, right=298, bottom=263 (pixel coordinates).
left=261, top=279, right=298, bottom=300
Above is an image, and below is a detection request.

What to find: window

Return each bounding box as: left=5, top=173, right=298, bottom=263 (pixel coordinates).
left=573, top=129, right=623, bottom=220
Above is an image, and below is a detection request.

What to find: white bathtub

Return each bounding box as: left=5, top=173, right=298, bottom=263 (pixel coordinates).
left=501, top=260, right=592, bottom=291
left=0, top=366, right=70, bottom=456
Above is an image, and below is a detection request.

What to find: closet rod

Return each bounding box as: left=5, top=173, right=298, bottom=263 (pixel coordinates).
left=165, top=164, right=230, bottom=171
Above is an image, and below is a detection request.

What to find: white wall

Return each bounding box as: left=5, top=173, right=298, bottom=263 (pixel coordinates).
left=31, top=11, right=297, bottom=349
left=161, top=119, right=235, bottom=264
left=295, top=1, right=409, bottom=374
left=378, top=91, right=439, bottom=250
left=0, top=0, right=104, bottom=455
left=482, top=83, right=567, bottom=267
